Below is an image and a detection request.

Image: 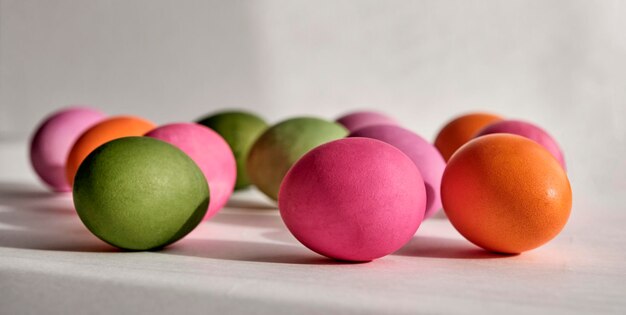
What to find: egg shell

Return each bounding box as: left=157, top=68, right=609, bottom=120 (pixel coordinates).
left=279, top=137, right=426, bottom=262
left=146, top=123, right=236, bottom=219
left=475, top=119, right=566, bottom=170
left=73, top=137, right=209, bottom=250
left=350, top=124, right=445, bottom=219
left=197, top=111, right=268, bottom=190
left=434, top=112, right=502, bottom=161
left=336, top=111, right=397, bottom=132
left=30, top=107, right=107, bottom=192
left=246, top=117, right=348, bottom=201
left=441, top=134, right=572, bottom=254
left=66, top=116, right=156, bottom=186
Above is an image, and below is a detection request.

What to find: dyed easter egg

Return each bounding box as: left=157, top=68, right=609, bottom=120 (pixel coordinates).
left=350, top=125, right=445, bottom=219
left=197, top=111, right=268, bottom=190
left=441, top=134, right=572, bottom=254
left=247, top=117, right=348, bottom=201
left=434, top=112, right=502, bottom=161
left=66, top=116, right=156, bottom=186
left=336, top=111, right=397, bottom=132
left=279, top=137, right=426, bottom=262
left=30, top=107, right=106, bottom=192
left=146, top=123, right=236, bottom=219
left=73, top=137, right=209, bottom=250
left=476, top=119, right=566, bottom=170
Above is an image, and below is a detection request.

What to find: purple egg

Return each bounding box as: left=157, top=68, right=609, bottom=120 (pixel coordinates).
left=476, top=120, right=566, bottom=170
left=350, top=124, right=446, bottom=219
left=30, top=106, right=107, bottom=192
left=336, top=111, right=397, bottom=132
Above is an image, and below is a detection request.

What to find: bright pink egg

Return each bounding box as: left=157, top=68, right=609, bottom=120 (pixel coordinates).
left=476, top=119, right=566, bottom=170
left=350, top=124, right=445, bottom=219
left=30, top=106, right=107, bottom=192
left=145, top=123, right=236, bottom=219
left=336, top=111, right=397, bottom=132
left=278, top=137, right=426, bottom=262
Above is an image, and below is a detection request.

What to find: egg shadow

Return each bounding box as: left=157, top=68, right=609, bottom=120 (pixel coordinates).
left=0, top=181, right=61, bottom=203
left=225, top=191, right=277, bottom=210
left=0, top=181, right=117, bottom=252
left=0, top=228, right=117, bottom=252
left=161, top=239, right=352, bottom=265
left=261, top=228, right=300, bottom=245
left=394, top=236, right=517, bottom=259
left=210, top=210, right=284, bottom=230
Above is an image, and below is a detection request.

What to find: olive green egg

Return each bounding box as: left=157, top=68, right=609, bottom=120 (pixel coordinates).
left=73, top=136, right=210, bottom=250
left=197, top=111, right=268, bottom=190
left=246, top=117, right=348, bottom=201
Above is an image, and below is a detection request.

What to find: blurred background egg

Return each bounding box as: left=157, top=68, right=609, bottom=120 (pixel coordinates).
left=65, top=116, right=156, bottom=186
left=73, top=137, right=209, bottom=250
left=475, top=119, right=566, bottom=170
left=434, top=112, right=502, bottom=161
left=336, top=110, right=397, bottom=132
left=441, top=134, right=572, bottom=254
left=246, top=117, right=347, bottom=201
left=197, top=111, right=268, bottom=190
left=279, top=137, right=426, bottom=262
left=349, top=124, right=445, bottom=219
left=146, top=123, right=236, bottom=219
left=29, top=106, right=106, bottom=192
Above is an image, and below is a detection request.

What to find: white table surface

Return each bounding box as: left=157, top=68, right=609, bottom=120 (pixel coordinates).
left=1, top=140, right=624, bottom=315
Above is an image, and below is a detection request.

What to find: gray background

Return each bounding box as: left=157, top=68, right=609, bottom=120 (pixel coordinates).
left=1, top=0, right=625, bottom=197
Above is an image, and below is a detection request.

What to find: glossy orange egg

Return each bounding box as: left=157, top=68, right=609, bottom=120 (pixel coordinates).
left=434, top=112, right=502, bottom=161
left=441, top=134, right=572, bottom=254
left=66, top=116, right=156, bottom=186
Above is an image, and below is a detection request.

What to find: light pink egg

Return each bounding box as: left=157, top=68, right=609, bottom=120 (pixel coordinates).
left=145, top=123, right=236, bottom=219
left=475, top=119, right=566, bottom=170
left=336, top=111, right=397, bottom=132
left=350, top=124, right=445, bottom=219
left=30, top=106, right=107, bottom=192
left=278, top=137, right=426, bottom=262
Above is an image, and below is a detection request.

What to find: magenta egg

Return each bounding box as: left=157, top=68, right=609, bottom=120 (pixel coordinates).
left=350, top=125, right=445, bottom=219
left=30, top=106, right=107, bottom=192
left=336, top=111, right=397, bottom=132
left=476, top=119, right=566, bottom=170
left=145, top=123, right=236, bottom=219
left=278, top=137, right=426, bottom=262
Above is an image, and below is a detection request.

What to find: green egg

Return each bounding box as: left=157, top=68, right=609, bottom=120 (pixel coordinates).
left=197, top=111, right=268, bottom=190
left=246, top=117, right=348, bottom=201
left=73, top=137, right=210, bottom=250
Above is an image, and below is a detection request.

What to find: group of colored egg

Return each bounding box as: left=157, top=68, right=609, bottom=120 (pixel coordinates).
left=30, top=106, right=571, bottom=261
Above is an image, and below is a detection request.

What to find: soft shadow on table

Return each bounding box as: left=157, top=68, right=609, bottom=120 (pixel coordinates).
left=0, top=181, right=60, bottom=202
left=394, top=236, right=516, bottom=259
left=211, top=210, right=284, bottom=230
left=161, top=239, right=350, bottom=265
left=0, top=181, right=117, bottom=252
left=0, top=228, right=116, bottom=252
left=261, top=230, right=512, bottom=260
left=261, top=229, right=300, bottom=245
left=226, top=190, right=277, bottom=210
left=225, top=198, right=277, bottom=210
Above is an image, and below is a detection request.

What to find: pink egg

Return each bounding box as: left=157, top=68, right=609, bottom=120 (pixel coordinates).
left=278, top=137, right=426, bottom=262
left=145, top=123, right=236, bottom=219
left=476, top=119, right=566, bottom=170
left=30, top=106, right=107, bottom=192
left=336, top=111, right=397, bottom=132
left=350, top=125, right=445, bottom=219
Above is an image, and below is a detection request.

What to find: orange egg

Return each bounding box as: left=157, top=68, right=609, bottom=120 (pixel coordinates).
left=434, top=112, right=502, bottom=161
left=66, top=116, right=156, bottom=186
left=441, top=134, right=572, bottom=254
